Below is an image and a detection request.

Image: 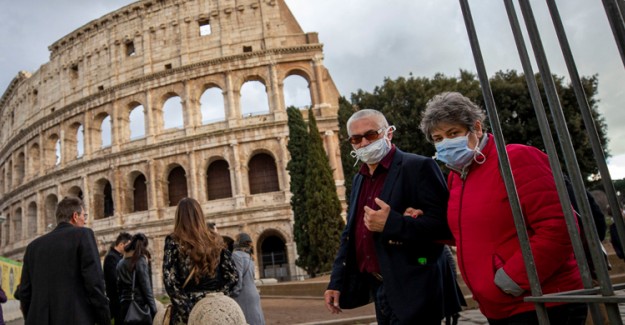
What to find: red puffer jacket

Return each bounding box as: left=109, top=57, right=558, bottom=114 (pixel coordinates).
left=447, top=134, right=583, bottom=320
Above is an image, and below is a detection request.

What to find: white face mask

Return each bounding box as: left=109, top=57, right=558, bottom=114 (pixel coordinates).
left=350, top=126, right=395, bottom=165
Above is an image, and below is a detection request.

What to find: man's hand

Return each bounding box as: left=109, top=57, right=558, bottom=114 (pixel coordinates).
left=364, top=198, right=391, bottom=232
left=324, top=289, right=342, bottom=314
left=403, top=207, right=424, bottom=218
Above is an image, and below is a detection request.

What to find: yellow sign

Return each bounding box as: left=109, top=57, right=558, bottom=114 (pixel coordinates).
left=0, top=256, right=22, bottom=300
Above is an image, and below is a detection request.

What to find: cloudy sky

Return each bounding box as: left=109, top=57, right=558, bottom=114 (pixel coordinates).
left=1, top=0, right=624, bottom=179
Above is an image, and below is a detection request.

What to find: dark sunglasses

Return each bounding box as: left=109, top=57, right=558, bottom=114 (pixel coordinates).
left=348, top=128, right=384, bottom=144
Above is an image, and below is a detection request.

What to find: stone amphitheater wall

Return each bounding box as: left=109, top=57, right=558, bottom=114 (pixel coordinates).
left=0, top=0, right=344, bottom=291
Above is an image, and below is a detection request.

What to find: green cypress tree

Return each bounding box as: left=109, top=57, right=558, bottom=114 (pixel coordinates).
left=285, top=106, right=311, bottom=271
left=303, top=109, right=345, bottom=277
left=338, top=96, right=358, bottom=201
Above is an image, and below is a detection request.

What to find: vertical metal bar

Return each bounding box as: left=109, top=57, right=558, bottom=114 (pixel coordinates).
left=518, top=1, right=621, bottom=322
left=602, top=0, right=625, bottom=68
left=458, top=1, right=549, bottom=323
left=503, top=2, right=602, bottom=323
left=543, top=0, right=623, bottom=322
left=544, top=2, right=624, bottom=320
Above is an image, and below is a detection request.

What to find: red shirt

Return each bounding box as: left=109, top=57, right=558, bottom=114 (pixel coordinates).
left=354, top=145, right=396, bottom=273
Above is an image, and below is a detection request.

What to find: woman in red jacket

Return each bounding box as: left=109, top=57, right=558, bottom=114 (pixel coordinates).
left=419, top=91, right=586, bottom=324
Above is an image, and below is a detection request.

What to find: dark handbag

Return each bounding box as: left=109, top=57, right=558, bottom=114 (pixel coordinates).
left=124, top=270, right=152, bottom=325
left=338, top=271, right=372, bottom=309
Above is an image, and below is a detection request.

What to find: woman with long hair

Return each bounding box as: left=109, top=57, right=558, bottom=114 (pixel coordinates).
left=116, top=233, right=157, bottom=324
left=163, top=197, right=238, bottom=324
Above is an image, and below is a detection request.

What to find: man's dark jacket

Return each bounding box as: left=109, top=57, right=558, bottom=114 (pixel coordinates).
left=19, top=222, right=111, bottom=325
left=103, top=247, right=123, bottom=322
left=328, top=149, right=456, bottom=324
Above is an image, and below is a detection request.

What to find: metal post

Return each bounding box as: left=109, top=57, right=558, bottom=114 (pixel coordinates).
left=516, top=0, right=622, bottom=321
left=458, top=0, right=549, bottom=323
left=601, top=0, right=625, bottom=68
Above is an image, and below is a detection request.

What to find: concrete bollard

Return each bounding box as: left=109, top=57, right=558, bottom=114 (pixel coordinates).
left=188, top=292, right=247, bottom=325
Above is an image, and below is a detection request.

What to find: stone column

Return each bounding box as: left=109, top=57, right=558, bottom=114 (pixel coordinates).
left=323, top=130, right=340, bottom=182
left=82, top=175, right=91, bottom=226
left=145, top=90, right=156, bottom=145
left=225, top=72, right=240, bottom=128
left=229, top=141, right=246, bottom=208
left=148, top=159, right=159, bottom=214
left=188, top=151, right=199, bottom=200
left=112, top=166, right=124, bottom=225
left=278, top=136, right=289, bottom=202
left=312, top=55, right=326, bottom=107
left=111, top=101, right=121, bottom=153
left=36, top=190, right=44, bottom=235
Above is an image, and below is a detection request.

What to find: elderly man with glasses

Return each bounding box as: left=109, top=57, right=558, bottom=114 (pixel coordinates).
left=19, top=196, right=111, bottom=325
left=324, top=109, right=463, bottom=325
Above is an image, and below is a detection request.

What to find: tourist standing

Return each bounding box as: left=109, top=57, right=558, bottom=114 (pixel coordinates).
left=231, top=232, right=265, bottom=325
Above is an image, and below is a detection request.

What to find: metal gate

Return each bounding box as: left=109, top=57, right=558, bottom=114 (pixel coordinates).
left=459, top=0, right=625, bottom=324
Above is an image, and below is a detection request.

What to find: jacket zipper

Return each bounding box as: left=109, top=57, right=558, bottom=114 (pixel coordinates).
left=457, top=174, right=476, bottom=297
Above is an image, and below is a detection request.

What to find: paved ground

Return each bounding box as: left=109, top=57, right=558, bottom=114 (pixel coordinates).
left=6, top=298, right=625, bottom=324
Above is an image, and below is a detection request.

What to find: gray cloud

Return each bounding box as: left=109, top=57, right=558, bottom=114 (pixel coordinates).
left=1, top=0, right=624, bottom=160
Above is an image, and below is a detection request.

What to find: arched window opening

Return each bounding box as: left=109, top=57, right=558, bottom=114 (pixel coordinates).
left=44, top=135, right=59, bottom=168
left=168, top=166, right=188, bottom=206
left=240, top=81, right=269, bottom=117
left=15, top=152, right=25, bottom=185
left=101, top=115, right=112, bottom=148
left=129, top=105, right=146, bottom=140
left=76, top=125, right=85, bottom=158
left=45, top=194, right=58, bottom=231
left=68, top=186, right=84, bottom=201
left=283, top=74, right=312, bottom=108
left=133, top=174, right=148, bottom=212
left=94, top=179, right=114, bottom=219
left=55, top=139, right=61, bottom=165
left=260, top=235, right=289, bottom=281
left=104, top=182, right=114, bottom=217
left=200, top=87, right=225, bottom=124
left=248, top=153, right=279, bottom=194
left=29, top=144, right=40, bottom=177
left=163, top=96, right=184, bottom=129
left=207, top=160, right=232, bottom=200
left=13, top=208, right=22, bottom=242
left=27, top=202, right=37, bottom=237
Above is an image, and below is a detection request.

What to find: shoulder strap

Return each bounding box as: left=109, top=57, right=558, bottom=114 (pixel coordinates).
left=182, top=266, right=197, bottom=289
left=130, top=269, right=136, bottom=300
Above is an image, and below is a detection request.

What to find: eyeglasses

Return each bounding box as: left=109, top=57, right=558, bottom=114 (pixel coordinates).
left=348, top=128, right=384, bottom=144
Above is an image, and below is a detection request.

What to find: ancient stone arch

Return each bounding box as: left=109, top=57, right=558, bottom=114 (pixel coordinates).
left=0, top=0, right=344, bottom=287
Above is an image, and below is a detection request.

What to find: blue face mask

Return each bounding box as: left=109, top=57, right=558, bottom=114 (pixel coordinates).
left=434, top=135, right=475, bottom=169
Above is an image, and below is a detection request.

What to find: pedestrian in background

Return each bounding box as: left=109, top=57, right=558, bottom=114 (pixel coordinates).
left=117, top=233, right=157, bottom=324
left=104, top=231, right=132, bottom=323
left=162, top=197, right=238, bottom=324
left=19, top=196, right=110, bottom=325
left=231, top=232, right=265, bottom=325
left=0, top=284, right=6, bottom=325
left=420, top=91, right=586, bottom=324
left=325, top=109, right=462, bottom=324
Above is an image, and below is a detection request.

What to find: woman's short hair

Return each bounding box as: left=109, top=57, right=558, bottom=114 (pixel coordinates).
left=419, top=92, right=486, bottom=143
left=346, top=109, right=389, bottom=136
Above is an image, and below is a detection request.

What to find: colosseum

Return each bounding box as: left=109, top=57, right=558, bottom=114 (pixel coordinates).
left=0, top=0, right=345, bottom=292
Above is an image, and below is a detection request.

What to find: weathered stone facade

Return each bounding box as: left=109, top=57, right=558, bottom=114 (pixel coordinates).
left=0, top=0, right=344, bottom=293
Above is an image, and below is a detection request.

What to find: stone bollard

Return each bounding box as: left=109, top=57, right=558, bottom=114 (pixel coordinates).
left=188, top=292, right=248, bottom=325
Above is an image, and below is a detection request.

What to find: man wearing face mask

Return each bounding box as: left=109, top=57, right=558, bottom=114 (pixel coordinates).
left=419, top=92, right=586, bottom=324
left=324, top=109, right=463, bottom=324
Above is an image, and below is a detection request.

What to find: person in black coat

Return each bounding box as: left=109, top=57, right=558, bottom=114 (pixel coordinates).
left=104, top=232, right=131, bottom=323
left=19, top=196, right=111, bottom=325
left=116, top=233, right=157, bottom=324
left=324, top=109, right=461, bottom=324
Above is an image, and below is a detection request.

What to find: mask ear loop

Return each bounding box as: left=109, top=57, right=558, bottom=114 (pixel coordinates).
left=350, top=150, right=361, bottom=167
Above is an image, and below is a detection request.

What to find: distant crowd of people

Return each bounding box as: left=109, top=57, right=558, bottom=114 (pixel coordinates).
left=2, top=91, right=623, bottom=325
left=15, top=196, right=264, bottom=325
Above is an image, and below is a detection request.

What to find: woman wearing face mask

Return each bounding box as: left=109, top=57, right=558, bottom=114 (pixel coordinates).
left=419, top=92, right=586, bottom=325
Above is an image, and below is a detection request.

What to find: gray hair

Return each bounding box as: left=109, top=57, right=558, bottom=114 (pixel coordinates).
left=419, top=92, right=486, bottom=143
left=56, top=196, right=84, bottom=223
left=346, top=109, right=389, bottom=136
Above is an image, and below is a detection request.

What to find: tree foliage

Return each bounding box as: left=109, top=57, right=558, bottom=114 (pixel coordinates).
left=338, top=96, right=358, bottom=201
left=348, top=70, right=608, bottom=183
left=286, top=106, right=310, bottom=272
left=286, top=107, right=345, bottom=277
